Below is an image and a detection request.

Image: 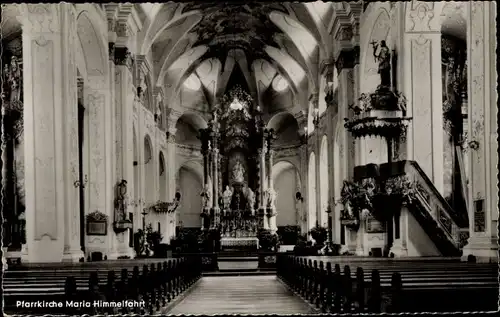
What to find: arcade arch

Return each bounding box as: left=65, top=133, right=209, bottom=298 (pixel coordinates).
left=272, top=161, right=301, bottom=227
left=176, top=161, right=203, bottom=228
left=319, top=135, right=329, bottom=227
left=307, top=152, right=317, bottom=231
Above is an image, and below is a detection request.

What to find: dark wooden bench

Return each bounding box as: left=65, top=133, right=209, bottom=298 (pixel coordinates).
left=276, top=255, right=498, bottom=313
left=4, top=257, right=203, bottom=315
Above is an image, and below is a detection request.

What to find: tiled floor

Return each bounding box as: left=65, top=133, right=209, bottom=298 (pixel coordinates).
left=165, top=275, right=315, bottom=314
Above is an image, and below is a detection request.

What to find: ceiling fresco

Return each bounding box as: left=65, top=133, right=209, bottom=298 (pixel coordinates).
left=187, top=2, right=289, bottom=64
left=142, top=1, right=331, bottom=113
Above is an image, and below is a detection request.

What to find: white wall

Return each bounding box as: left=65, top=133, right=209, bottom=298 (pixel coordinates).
left=177, top=167, right=203, bottom=228
left=275, top=167, right=297, bottom=226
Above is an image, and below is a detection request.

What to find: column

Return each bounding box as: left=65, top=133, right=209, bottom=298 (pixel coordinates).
left=267, top=148, right=277, bottom=233
left=200, top=129, right=209, bottom=185
left=462, top=1, right=497, bottom=263
left=336, top=56, right=354, bottom=181
left=336, top=48, right=357, bottom=253
left=165, top=111, right=178, bottom=241
left=111, top=14, right=137, bottom=258
left=212, top=148, right=220, bottom=228
left=62, top=4, right=84, bottom=262
left=311, top=92, right=322, bottom=226
left=259, top=147, right=269, bottom=230
left=321, top=61, right=338, bottom=243
left=20, top=4, right=80, bottom=262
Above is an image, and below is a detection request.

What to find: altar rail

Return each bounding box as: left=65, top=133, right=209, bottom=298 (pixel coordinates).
left=276, top=255, right=498, bottom=313
left=5, top=257, right=202, bottom=315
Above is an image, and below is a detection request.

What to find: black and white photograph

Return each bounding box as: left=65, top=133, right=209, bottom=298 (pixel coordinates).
left=0, top=1, right=498, bottom=315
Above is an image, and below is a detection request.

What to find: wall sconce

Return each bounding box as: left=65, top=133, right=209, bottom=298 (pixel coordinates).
left=74, top=174, right=88, bottom=188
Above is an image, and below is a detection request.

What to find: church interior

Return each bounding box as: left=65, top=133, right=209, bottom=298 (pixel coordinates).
left=0, top=1, right=498, bottom=314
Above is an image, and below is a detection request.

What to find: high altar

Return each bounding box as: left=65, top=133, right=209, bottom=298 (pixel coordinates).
left=198, top=86, right=278, bottom=250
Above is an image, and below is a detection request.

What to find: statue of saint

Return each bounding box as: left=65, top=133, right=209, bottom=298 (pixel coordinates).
left=372, top=40, right=391, bottom=88
left=246, top=187, right=255, bottom=212
left=223, top=185, right=233, bottom=210
left=232, top=160, right=245, bottom=183
left=114, top=180, right=128, bottom=221
left=265, top=188, right=277, bottom=209
left=201, top=183, right=212, bottom=209
left=6, top=56, right=22, bottom=105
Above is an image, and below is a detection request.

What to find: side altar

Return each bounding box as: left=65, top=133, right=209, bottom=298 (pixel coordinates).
left=198, top=86, right=278, bottom=251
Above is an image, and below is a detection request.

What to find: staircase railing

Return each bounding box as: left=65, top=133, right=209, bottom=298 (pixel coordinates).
left=404, top=161, right=469, bottom=250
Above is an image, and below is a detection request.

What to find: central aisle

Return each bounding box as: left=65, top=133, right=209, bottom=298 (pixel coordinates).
left=165, top=275, right=315, bottom=314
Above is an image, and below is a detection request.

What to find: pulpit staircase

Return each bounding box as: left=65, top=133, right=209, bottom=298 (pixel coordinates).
left=392, top=160, right=469, bottom=256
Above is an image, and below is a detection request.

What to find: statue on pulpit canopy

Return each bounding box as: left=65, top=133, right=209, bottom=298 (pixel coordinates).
left=223, top=185, right=233, bottom=210
left=232, top=160, right=245, bottom=183
left=372, top=40, right=391, bottom=88
left=114, top=179, right=128, bottom=221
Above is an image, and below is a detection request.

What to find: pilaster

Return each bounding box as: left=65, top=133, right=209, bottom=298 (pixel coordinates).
left=403, top=31, right=444, bottom=193
left=19, top=4, right=80, bottom=262
left=336, top=50, right=356, bottom=181
left=165, top=109, right=180, bottom=201
left=462, top=1, right=497, bottom=263
left=108, top=5, right=138, bottom=259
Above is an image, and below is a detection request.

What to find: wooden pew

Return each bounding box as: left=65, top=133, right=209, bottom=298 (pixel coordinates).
left=3, top=257, right=203, bottom=315
left=276, top=255, right=498, bottom=313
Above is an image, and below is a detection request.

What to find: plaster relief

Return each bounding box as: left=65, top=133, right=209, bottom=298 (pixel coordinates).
left=469, top=2, right=486, bottom=198
left=32, top=39, right=58, bottom=240
left=20, top=4, right=60, bottom=36
left=411, top=36, right=433, bottom=179
left=87, top=91, right=106, bottom=212
left=405, top=1, right=436, bottom=33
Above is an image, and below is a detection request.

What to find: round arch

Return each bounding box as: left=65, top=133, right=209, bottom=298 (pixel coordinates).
left=272, top=160, right=301, bottom=228
left=333, top=123, right=342, bottom=243
left=144, top=135, right=155, bottom=205
left=76, top=9, right=108, bottom=78
left=177, top=160, right=204, bottom=228
left=132, top=125, right=140, bottom=228
left=308, top=152, right=317, bottom=232
left=266, top=111, right=295, bottom=130
left=175, top=112, right=208, bottom=145
left=319, top=135, right=329, bottom=227
left=266, top=112, right=300, bottom=145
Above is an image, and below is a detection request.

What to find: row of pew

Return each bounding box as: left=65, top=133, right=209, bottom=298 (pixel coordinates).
left=3, top=257, right=202, bottom=315
left=277, top=255, right=498, bottom=313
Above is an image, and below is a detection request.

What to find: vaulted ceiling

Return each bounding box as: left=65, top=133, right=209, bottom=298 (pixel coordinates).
left=139, top=2, right=334, bottom=113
